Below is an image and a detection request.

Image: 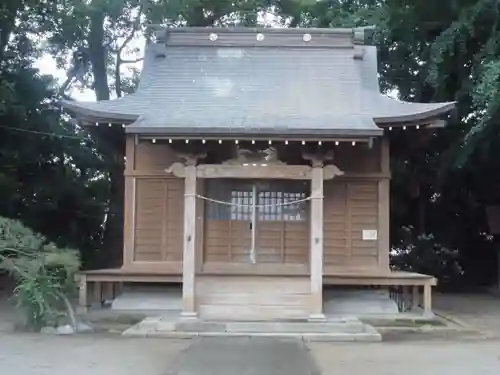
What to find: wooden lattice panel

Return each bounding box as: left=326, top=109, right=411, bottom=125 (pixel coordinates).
left=203, top=179, right=309, bottom=265
left=324, top=180, right=379, bottom=268
left=134, top=178, right=184, bottom=261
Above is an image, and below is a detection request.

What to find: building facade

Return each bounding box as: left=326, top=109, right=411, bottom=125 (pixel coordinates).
left=63, top=27, right=454, bottom=321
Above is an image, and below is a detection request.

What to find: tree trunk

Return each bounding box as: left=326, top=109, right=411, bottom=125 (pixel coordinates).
left=102, top=159, right=125, bottom=268
left=88, top=3, right=124, bottom=267
left=89, top=4, right=109, bottom=101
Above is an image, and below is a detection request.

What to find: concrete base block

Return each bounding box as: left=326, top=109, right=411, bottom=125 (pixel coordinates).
left=308, top=313, right=326, bottom=322
left=111, top=286, right=181, bottom=311
left=176, top=320, right=225, bottom=332
left=179, top=312, right=198, bottom=320
left=324, top=288, right=399, bottom=316
left=302, top=332, right=382, bottom=342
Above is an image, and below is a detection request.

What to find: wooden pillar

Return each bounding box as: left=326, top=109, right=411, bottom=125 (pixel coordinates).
left=423, top=283, right=432, bottom=316
left=378, top=137, right=390, bottom=269
left=93, top=281, right=103, bottom=306
left=309, top=166, right=325, bottom=321
left=402, top=286, right=411, bottom=311
left=123, top=135, right=137, bottom=268
left=181, top=164, right=198, bottom=319
left=78, top=275, right=89, bottom=310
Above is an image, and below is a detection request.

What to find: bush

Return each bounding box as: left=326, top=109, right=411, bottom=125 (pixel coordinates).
left=0, top=217, right=80, bottom=329
left=391, top=226, right=464, bottom=287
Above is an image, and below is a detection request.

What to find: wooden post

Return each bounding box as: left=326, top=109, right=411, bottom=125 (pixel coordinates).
left=123, top=135, right=137, bottom=268
left=181, top=164, right=198, bottom=319
left=93, top=281, right=103, bottom=306
left=412, top=285, right=420, bottom=310
left=423, top=283, right=432, bottom=316
left=78, top=274, right=89, bottom=309
left=309, top=166, right=325, bottom=321
left=378, top=137, right=390, bottom=269
left=402, top=286, right=411, bottom=311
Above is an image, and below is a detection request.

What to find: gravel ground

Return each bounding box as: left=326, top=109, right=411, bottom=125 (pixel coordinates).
left=2, top=291, right=500, bottom=375
left=310, top=339, right=500, bottom=375
left=0, top=333, right=190, bottom=375
left=1, top=332, right=500, bottom=375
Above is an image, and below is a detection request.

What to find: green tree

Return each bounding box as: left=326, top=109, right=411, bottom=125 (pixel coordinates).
left=0, top=0, right=108, bottom=267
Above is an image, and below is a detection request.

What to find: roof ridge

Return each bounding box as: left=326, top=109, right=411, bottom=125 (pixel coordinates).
left=150, top=26, right=374, bottom=48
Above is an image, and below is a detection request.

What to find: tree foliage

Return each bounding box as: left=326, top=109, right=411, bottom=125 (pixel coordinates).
left=2, top=0, right=500, bottom=287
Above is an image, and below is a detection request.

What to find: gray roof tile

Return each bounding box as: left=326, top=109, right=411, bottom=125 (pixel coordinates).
left=62, top=27, right=455, bottom=137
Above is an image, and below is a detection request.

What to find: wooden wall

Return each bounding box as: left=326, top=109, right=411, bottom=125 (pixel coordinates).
left=124, top=137, right=390, bottom=274
left=124, top=137, right=185, bottom=270
left=196, top=276, right=310, bottom=320
left=203, top=221, right=309, bottom=264
left=324, top=180, right=379, bottom=270
left=334, top=141, right=381, bottom=173
left=134, top=178, right=183, bottom=261
left=323, top=139, right=390, bottom=272
left=204, top=221, right=251, bottom=263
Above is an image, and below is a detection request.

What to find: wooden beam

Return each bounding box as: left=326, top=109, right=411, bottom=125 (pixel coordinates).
left=85, top=274, right=181, bottom=283
left=202, top=262, right=309, bottom=275
left=181, top=165, right=198, bottom=319
left=139, top=135, right=372, bottom=143
left=323, top=276, right=436, bottom=286
left=166, top=163, right=343, bottom=180
left=309, top=166, right=325, bottom=321
left=121, top=261, right=182, bottom=274
left=125, top=170, right=390, bottom=180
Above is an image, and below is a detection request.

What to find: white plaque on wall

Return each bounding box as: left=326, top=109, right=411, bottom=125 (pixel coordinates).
left=362, top=230, right=378, bottom=241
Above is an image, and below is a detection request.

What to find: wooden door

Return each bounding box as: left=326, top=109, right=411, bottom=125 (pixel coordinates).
left=255, top=180, right=310, bottom=265
left=203, top=179, right=253, bottom=263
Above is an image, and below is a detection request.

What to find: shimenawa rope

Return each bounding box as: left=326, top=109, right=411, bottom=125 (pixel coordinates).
left=184, top=193, right=322, bottom=208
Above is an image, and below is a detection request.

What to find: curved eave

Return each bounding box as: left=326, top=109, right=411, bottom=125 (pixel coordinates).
left=124, top=126, right=383, bottom=138
left=61, top=99, right=139, bottom=123
left=373, top=99, right=456, bottom=126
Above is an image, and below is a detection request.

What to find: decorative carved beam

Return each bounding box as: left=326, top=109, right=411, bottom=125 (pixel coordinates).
left=302, top=150, right=334, bottom=167
left=177, top=152, right=207, bottom=166
left=323, top=164, right=344, bottom=180
left=166, top=163, right=344, bottom=180
left=166, top=162, right=186, bottom=178
left=196, top=164, right=311, bottom=179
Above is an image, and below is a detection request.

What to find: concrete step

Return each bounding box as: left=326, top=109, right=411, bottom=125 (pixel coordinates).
left=122, top=316, right=382, bottom=342
left=123, top=328, right=381, bottom=342
left=223, top=321, right=368, bottom=334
